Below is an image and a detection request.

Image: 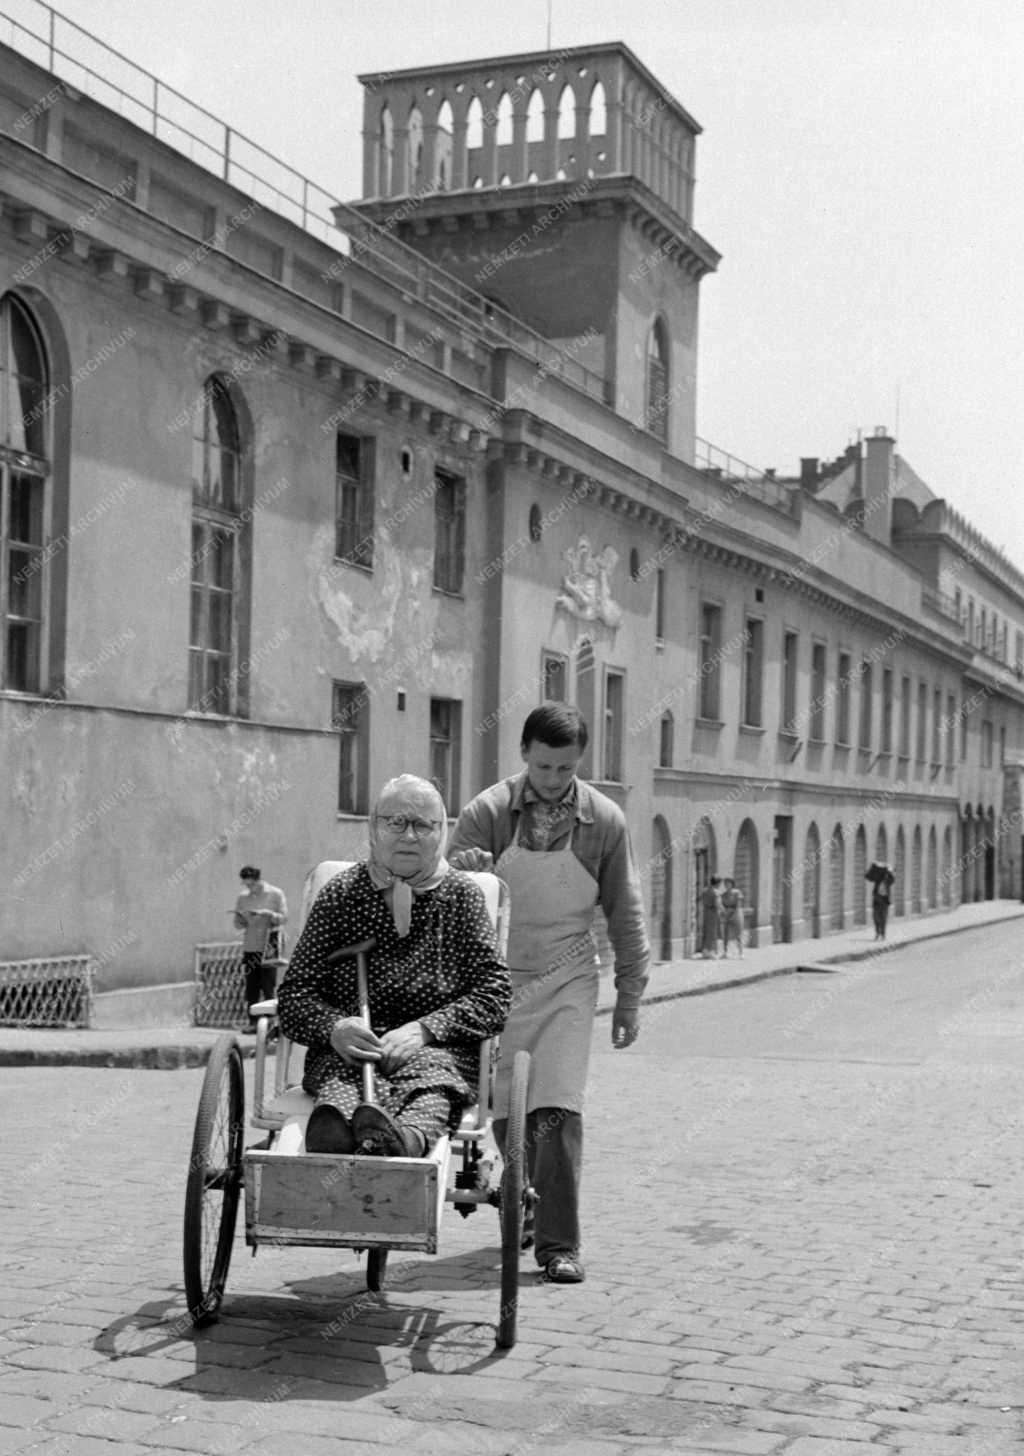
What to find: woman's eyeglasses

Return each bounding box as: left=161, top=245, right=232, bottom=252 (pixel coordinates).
left=375, top=815, right=442, bottom=839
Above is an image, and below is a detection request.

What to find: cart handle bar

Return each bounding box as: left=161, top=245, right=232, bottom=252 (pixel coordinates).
left=323, top=938, right=377, bottom=1106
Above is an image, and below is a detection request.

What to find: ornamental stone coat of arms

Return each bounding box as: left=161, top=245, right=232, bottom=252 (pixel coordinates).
left=555, top=535, right=622, bottom=628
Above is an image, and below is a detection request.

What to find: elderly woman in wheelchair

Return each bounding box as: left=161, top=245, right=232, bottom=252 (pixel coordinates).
left=276, top=774, right=511, bottom=1159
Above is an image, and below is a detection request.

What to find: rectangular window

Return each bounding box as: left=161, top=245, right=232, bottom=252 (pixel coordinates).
left=542, top=651, right=567, bottom=702
left=781, top=630, right=798, bottom=733
left=188, top=519, right=234, bottom=713
left=4, top=468, right=46, bottom=692
left=858, top=660, right=873, bottom=750
left=429, top=697, right=462, bottom=813
left=655, top=568, right=665, bottom=642
left=916, top=681, right=927, bottom=761
left=809, top=642, right=827, bottom=741
left=900, top=675, right=912, bottom=756
left=881, top=669, right=893, bottom=754
left=1000, top=724, right=1006, bottom=765
left=603, top=669, right=624, bottom=781
left=433, top=469, right=466, bottom=594
left=576, top=641, right=595, bottom=779
left=743, top=617, right=763, bottom=728
left=961, top=699, right=968, bottom=762
left=981, top=719, right=993, bottom=769
left=334, top=433, right=375, bottom=569
left=699, top=603, right=722, bottom=720
left=946, top=693, right=956, bottom=768
left=932, top=687, right=942, bottom=763
left=1016, top=629, right=1023, bottom=674
left=332, top=681, right=369, bottom=814
left=836, top=651, right=851, bottom=745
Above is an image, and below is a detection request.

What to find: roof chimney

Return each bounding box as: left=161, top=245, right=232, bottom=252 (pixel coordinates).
left=800, top=457, right=819, bottom=490
left=862, top=428, right=894, bottom=545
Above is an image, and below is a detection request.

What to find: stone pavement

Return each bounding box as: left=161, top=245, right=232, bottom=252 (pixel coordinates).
left=3, top=918, right=1024, bottom=1454
left=1, top=898, right=1021, bottom=1068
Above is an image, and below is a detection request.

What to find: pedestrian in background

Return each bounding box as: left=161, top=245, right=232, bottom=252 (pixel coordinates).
left=234, top=865, right=288, bottom=1028
left=449, top=703, right=649, bottom=1286
left=701, top=875, right=723, bottom=958
left=720, top=876, right=744, bottom=957
left=865, top=861, right=895, bottom=940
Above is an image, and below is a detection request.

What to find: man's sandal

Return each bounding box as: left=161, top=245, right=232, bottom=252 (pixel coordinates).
left=541, top=1253, right=585, bottom=1283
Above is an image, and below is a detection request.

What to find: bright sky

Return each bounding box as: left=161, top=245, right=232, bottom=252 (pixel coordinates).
left=26, top=0, right=1024, bottom=570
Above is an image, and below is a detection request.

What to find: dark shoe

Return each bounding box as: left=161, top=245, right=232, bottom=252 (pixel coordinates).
left=351, top=1103, right=425, bottom=1158
left=540, top=1253, right=585, bottom=1284
left=305, top=1104, right=357, bottom=1154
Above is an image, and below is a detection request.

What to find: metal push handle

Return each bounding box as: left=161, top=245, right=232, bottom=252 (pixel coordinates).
left=324, top=938, right=377, bottom=1104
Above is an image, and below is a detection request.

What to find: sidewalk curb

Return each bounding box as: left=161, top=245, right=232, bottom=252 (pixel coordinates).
left=0, top=1037, right=259, bottom=1071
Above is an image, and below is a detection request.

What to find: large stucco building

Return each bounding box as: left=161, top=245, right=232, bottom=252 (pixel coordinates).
left=1, top=14, right=1021, bottom=1023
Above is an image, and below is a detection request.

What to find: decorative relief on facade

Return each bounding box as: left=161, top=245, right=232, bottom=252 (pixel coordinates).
left=555, top=535, right=622, bottom=628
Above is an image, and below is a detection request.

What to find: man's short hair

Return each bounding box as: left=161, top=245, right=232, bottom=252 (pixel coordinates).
left=520, top=702, right=588, bottom=753
left=239, top=865, right=261, bottom=881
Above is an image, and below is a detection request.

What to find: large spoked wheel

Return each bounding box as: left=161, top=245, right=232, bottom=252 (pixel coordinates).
left=183, top=1034, right=245, bottom=1327
left=497, top=1049, right=530, bottom=1350
left=367, top=1247, right=389, bottom=1292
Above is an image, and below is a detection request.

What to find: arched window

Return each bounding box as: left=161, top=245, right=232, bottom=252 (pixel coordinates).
left=557, top=83, right=576, bottom=139
left=651, top=816, right=673, bottom=960
left=893, top=826, right=906, bottom=915
left=942, top=825, right=953, bottom=906
left=589, top=80, right=607, bottom=136
left=659, top=710, right=674, bottom=768
left=1, top=293, right=51, bottom=692
left=190, top=376, right=244, bottom=714
left=436, top=99, right=454, bottom=191
left=830, top=825, right=845, bottom=930
left=927, top=825, right=937, bottom=908
left=526, top=88, right=544, bottom=143
left=407, top=104, right=424, bottom=189
left=496, top=91, right=514, bottom=146
left=853, top=825, right=867, bottom=924
left=734, top=819, right=759, bottom=942
left=378, top=106, right=394, bottom=195
left=911, top=825, right=923, bottom=913
left=466, top=96, right=484, bottom=152
left=803, top=824, right=821, bottom=937
left=645, top=318, right=670, bottom=443
left=575, top=638, right=595, bottom=779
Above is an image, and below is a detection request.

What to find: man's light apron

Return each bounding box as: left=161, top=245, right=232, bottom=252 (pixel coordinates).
left=492, top=822, right=600, bottom=1117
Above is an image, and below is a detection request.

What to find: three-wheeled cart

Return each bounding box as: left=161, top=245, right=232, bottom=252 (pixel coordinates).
left=183, top=864, right=531, bottom=1349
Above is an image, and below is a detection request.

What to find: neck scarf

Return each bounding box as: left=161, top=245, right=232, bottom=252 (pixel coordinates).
left=365, top=853, right=450, bottom=937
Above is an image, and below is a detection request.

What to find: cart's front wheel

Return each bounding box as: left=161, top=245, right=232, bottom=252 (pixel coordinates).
left=183, top=1034, right=244, bottom=1326
left=497, top=1049, right=530, bottom=1349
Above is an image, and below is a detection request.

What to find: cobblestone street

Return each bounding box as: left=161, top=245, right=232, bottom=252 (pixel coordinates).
left=3, top=920, right=1023, bottom=1455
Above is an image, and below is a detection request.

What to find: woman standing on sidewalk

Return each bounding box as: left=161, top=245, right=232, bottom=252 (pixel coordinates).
left=720, top=878, right=744, bottom=958
left=700, top=876, right=723, bottom=958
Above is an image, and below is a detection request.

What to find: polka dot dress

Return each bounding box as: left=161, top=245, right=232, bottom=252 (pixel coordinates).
left=277, top=864, right=511, bottom=1136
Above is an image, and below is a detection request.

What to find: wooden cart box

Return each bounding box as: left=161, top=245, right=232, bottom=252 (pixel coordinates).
left=244, top=1138, right=450, bottom=1251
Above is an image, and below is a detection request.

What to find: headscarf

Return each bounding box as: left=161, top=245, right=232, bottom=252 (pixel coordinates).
left=365, top=775, right=449, bottom=937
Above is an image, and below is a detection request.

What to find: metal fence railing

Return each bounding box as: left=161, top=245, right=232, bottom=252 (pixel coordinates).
left=0, top=954, right=94, bottom=1026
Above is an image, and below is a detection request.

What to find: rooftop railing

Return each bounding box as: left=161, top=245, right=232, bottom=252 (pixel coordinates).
left=0, top=0, right=607, bottom=399
left=694, top=438, right=796, bottom=512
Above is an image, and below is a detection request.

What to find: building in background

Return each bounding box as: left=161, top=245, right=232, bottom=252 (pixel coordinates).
left=1, top=10, right=1021, bottom=1024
